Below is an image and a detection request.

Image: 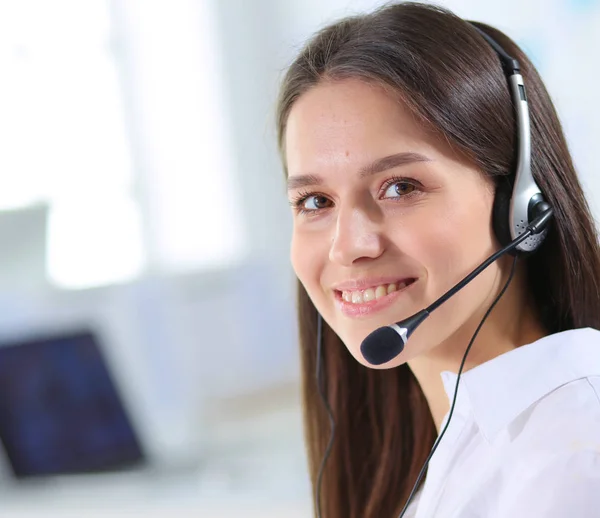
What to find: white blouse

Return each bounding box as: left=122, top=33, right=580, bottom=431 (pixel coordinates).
left=407, top=327, right=600, bottom=518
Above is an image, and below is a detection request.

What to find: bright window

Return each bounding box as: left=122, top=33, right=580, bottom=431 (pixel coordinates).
left=0, top=0, right=244, bottom=289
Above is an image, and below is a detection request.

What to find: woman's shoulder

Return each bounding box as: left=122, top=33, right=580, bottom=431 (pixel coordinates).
left=463, top=327, right=600, bottom=446
left=493, top=373, right=600, bottom=516
left=506, top=373, right=600, bottom=459
left=494, top=446, right=600, bottom=517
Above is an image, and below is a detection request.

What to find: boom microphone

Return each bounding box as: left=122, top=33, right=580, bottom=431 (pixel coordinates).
left=359, top=206, right=553, bottom=366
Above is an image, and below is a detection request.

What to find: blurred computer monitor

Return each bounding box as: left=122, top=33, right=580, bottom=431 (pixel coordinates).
left=0, top=329, right=145, bottom=478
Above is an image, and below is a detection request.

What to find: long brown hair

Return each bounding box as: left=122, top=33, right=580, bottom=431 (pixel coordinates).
left=275, top=3, right=600, bottom=517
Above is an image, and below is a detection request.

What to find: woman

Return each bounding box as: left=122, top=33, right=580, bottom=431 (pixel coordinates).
left=276, top=2, right=600, bottom=518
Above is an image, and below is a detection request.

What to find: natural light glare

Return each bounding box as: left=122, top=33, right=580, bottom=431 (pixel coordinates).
left=0, top=0, right=245, bottom=288
left=124, top=0, right=245, bottom=272
left=0, top=0, right=138, bottom=288
left=0, top=0, right=133, bottom=207
left=47, top=195, right=144, bottom=290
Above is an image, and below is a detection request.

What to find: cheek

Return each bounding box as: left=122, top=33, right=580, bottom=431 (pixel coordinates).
left=397, top=194, right=495, bottom=288
left=290, top=229, right=326, bottom=294
left=393, top=203, right=460, bottom=264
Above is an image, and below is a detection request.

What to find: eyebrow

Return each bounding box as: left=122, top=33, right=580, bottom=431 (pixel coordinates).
left=286, top=151, right=432, bottom=191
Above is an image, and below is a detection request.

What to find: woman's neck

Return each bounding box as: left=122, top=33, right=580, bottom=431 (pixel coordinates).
left=407, top=276, right=548, bottom=434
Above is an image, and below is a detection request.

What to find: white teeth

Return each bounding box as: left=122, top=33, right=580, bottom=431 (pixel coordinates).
left=375, top=286, right=387, bottom=299
left=363, top=288, right=376, bottom=302
left=341, top=281, right=412, bottom=305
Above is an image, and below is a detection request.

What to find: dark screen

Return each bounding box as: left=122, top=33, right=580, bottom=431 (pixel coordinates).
left=0, top=330, right=145, bottom=478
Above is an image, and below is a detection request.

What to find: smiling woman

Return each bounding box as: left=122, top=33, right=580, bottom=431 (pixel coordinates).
left=276, top=3, right=600, bottom=518
left=285, top=78, right=497, bottom=367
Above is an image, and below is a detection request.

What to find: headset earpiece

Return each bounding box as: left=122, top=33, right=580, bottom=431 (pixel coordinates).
left=492, top=176, right=518, bottom=254
left=470, top=21, right=551, bottom=254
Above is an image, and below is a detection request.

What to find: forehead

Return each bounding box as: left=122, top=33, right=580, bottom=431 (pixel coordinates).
left=284, top=79, right=443, bottom=175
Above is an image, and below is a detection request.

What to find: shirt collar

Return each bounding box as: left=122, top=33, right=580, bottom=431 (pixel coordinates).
left=439, top=327, right=600, bottom=443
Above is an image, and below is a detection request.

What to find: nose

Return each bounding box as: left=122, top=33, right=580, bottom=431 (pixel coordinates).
left=329, top=204, right=385, bottom=266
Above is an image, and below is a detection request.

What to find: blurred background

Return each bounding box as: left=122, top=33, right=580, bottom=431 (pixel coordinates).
left=0, top=0, right=597, bottom=516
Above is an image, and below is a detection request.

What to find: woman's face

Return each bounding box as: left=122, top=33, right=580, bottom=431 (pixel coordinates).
left=285, top=79, right=503, bottom=369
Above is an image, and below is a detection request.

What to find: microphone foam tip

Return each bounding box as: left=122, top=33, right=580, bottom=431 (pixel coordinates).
left=360, top=326, right=405, bottom=366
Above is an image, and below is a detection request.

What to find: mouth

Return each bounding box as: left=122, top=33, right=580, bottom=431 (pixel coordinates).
left=334, top=279, right=417, bottom=318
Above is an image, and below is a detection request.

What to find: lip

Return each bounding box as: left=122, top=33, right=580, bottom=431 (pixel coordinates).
left=334, top=279, right=416, bottom=318
left=331, top=276, right=416, bottom=291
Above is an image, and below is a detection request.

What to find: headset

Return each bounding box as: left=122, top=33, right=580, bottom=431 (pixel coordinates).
left=313, top=21, right=554, bottom=518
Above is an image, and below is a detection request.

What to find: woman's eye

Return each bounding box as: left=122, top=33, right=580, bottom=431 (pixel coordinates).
left=292, top=180, right=417, bottom=215
left=382, top=181, right=416, bottom=199
left=303, top=195, right=332, bottom=211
